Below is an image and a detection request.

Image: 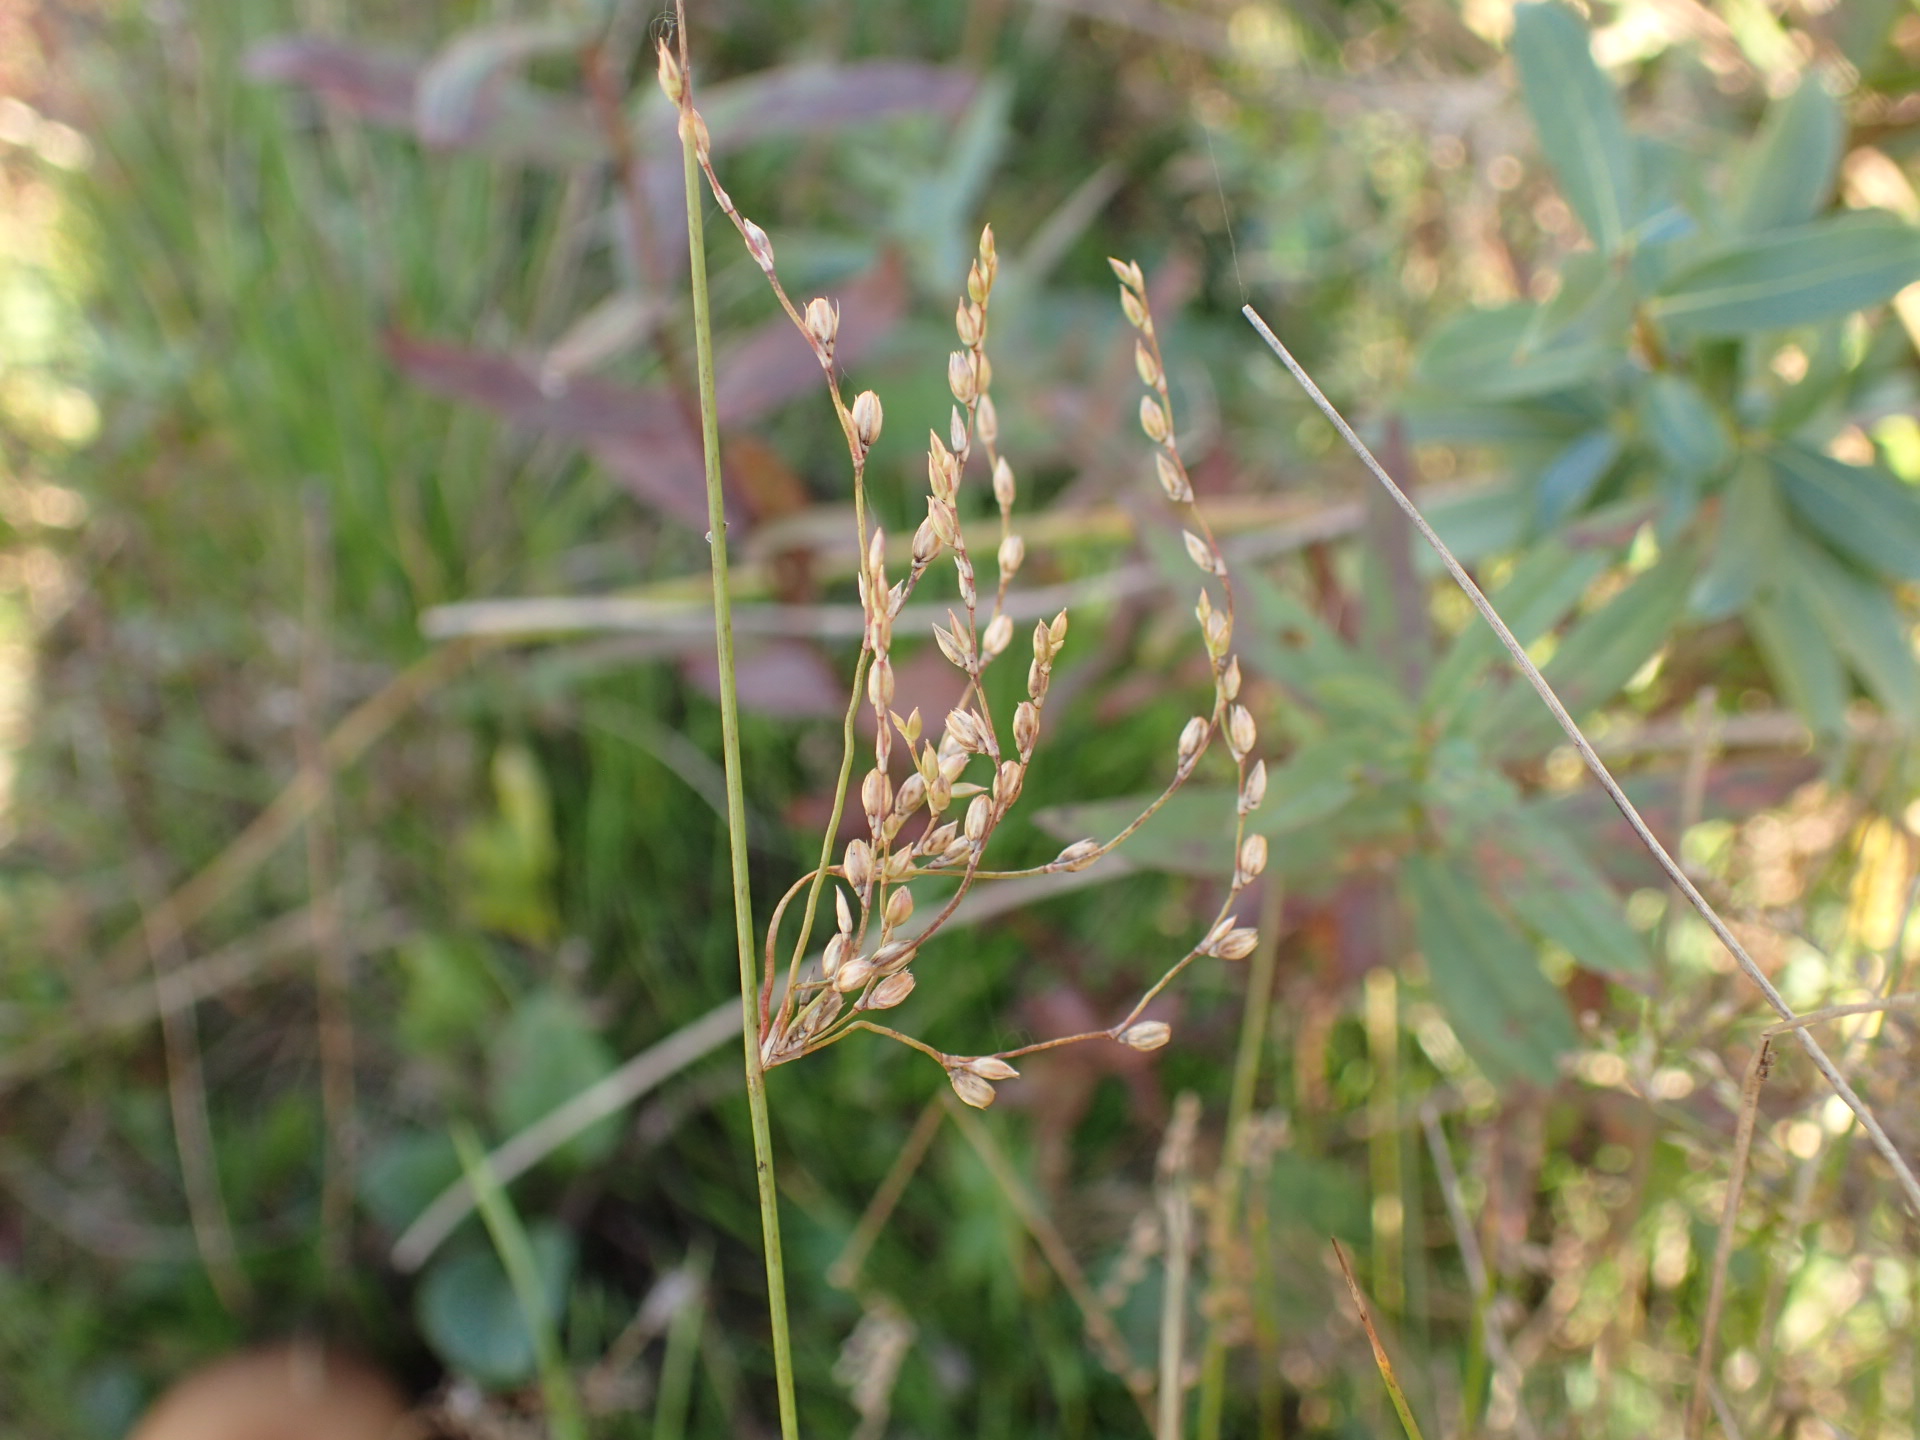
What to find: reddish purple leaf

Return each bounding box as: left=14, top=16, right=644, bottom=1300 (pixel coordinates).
left=682, top=641, right=847, bottom=719
left=715, top=256, right=907, bottom=427
left=695, top=61, right=980, bottom=151
left=245, top=37, right=416, bottom=127
left=246, top=34, right=599, bottom=163
left=385, top=333, right=713, bottom=527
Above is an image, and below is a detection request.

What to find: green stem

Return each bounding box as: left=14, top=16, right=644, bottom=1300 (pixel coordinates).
left=453, top=1125, right=585, bottom=1440
left=1195, top=879, right=1283, bottom=1440
left=678, top=99, right=801, bottom=1440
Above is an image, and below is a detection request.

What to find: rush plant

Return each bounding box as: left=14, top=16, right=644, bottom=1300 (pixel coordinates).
left=661, top=11, right=1264, bottom=1431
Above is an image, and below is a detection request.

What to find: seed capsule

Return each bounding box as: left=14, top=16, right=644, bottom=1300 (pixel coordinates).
left=976, top=392, right=999, bottom=445
left=867, top=655, right=895, bottom=710
left=655, top=42, right=684, bottom=103
left=1121, top=1021, right=1171, bottom=1052
left=851, top=389, right=883, bottom=451
left=1227, top=705, right=1257, bottom=761
left=1054, top=839, right=1101, bottom=871
left=867, top=971, right=916, bottom=1010
left=992, top=457, right=1016, bottom=508
left=949, top=1068, right=997, bottom=1109
left=968, top=1057, right=1019, bottom=1081
left=982, top=611, right=1014, bottom=659
left=834, top=954, right=877, bottom=992
left=997, top=533, right=1024, bottom=579
left=964, top=794, right=992, bottom=844
left=1237, top=834, right=1268, bottom=883
left=1240, top=759, right=1268, bottom=814
left=1177, top=716, right=1208, bottom=766
left=1139, top=396, right=1170, bottom=444
left=804, top=296, right=840, bottom=363
left=1216, top=927, right=1260, bottom=961
left=1013, top=701, right=1040, bottom=756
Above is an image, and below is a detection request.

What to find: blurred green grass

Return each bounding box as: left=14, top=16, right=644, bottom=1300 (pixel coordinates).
left=2, top=2, right=1918, bottom=1438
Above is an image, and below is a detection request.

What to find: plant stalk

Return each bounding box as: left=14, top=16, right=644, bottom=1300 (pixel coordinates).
left=678, top=91, right=801, bottom=1440
left=1194, top=878, right=1283, bottom=1440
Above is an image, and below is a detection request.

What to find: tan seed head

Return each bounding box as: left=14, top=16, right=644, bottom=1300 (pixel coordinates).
left=867, top=971, right=916, bottom=1010
left=948, top=350, right=977, bottom=404
left=986, top=455, right=1015, bottom=510
left=804, top=296, right=840, bottom=363
left=851, top=389, right=883, bottom=452
left=1139, top=396, right=1170, bottom=444
left=1055, top=838, right=1101, bottom=871
left=867, top=655, right=895, bottom=710
left=949, top=1068, right=997, bottom=1109
left=1121, top=1021, right=1172, bottom=1052
left=1177, top=716, right=1208, bottom=765
left=964, top=794, right=992, bottom=844
left=884, top=887, right=914, bottom=929
left=1013, top=700, right=1040, bottom=756
left=1237, top=834, right=1268, bottom=882
left=1155, top=451, right=1193, bottom=504
left=656, top=41, right=684, bottom=103
left=1240, top=759, right=1267, bottom=814
left=1216, top=927, right=1260, bottom=961
left=982, top=611, right=1014, bottom=659
left=997, top=533, right=1024, bottom=578
left=976, top=392, right=999, bottom=444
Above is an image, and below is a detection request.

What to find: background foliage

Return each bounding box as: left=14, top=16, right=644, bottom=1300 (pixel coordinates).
left=2, top=1, right=1918, bottom=1437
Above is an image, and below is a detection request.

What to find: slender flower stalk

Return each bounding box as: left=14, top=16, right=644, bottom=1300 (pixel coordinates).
left=666, top=18, right=800, bottom=1437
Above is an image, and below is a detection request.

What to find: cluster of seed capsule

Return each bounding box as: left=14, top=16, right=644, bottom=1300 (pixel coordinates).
left=665, top=38, right=1269, bottom=1111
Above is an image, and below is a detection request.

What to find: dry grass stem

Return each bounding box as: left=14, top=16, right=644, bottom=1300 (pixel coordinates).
left=1244, top=302, right=1920, bottom=1221
left=1156, top=1092, right=1202, bottom=1440
left=100, top=640, right=479, bottom=983
left=944, top=1093, right=1155, bottom=1418
left=1331, top=1237, right=1426, bottom=1440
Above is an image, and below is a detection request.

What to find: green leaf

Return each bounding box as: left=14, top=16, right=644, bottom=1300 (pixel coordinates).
left=1729, top=80, right=1844, bottom=234
left=1480, top=814, right=1649, bottom=977
left=1425, top=540, right=1610, bottom=720
left=360, top=1132, right=463, bottom=1235
left=1772, top=443, right=1920, bottom=580
left=1413, top=304, right=1617, bottom=400
left=1035, top=740, right=1376, bottom=882
left=1534, top=428, right=1622, bottom=530
left=1512, top=2, right=1637, bottom=253
left=1404, top=853, right=1578, bottom=1085
left=1404, top=399, right=1593, bottom=447
left=1788, top=536, right=1919, bottom=722
left=1692, top=461, right=1787, bottom=620
left=1649, top=212, right=1920, bottom=339
left=416, top=1223, right=575, bottom=1387
left=1424, top=484, right=1530, bottom=568
left=1639, top=373, right=1733, bottom=481
left=487, top=992, right=620, bottom=1170
left=1475, top=544, right=1695, bottom=750
left=1744, top=586, right=1847, bottom=736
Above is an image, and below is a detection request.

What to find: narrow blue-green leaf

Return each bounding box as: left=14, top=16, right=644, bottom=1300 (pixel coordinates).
left=1772, top=443, right=1920, bottom=580
left=1512, top=3, right=1637, bottom=253
left=1729, top=80, right=1843, bottom=234
left=1639, top=373, right=1733, bottom=480
left=417, top=1223, right=575, bottom=1387
left=1476, top=544, right=1695, bottom=749
left=487, top=992, right=619, bottom=1170
left=1423, top=484, right=1529, bottom=568
left=1482, top=815, right=1649, bottom=977
left=1426, top=540, right=1610, bottom=719
left=1403, top=400, right=1591, bottom=447
left=1405, top=853, right=1578, bottom=1085
left=1692, top=461, right=1786, bottom=620
left=1745, top=587, right=1847, bottom=736
left=1534, top=428, right=1622, bottom=529
left=1649, top=212, right=1920, bottom=339
left=1414, top=304, right=1617, bottom=399
left=1789, top=536, right=1919, bottom=722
